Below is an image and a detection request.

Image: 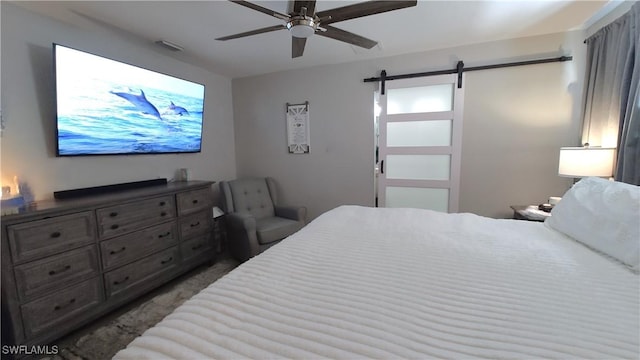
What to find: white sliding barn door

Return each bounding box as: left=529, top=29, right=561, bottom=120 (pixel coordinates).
left=376, top=74, right=464, bottom=212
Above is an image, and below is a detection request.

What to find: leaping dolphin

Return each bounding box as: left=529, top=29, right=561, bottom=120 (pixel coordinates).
left=162, top=101, right=189, bottom=116
left=110, top=89, right=162, bottom=120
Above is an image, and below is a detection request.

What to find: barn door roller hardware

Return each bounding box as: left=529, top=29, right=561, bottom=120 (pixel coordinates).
left=365, top=55, right=573, bottom=94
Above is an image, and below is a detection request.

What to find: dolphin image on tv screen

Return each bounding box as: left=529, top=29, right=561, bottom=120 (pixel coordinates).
left=163, top=101, right=189, bottom=116
left=110, top=89, right=162, bottom=120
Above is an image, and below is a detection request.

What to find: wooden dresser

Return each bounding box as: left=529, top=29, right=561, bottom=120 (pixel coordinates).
left=1, top=181, right=215, bottom=349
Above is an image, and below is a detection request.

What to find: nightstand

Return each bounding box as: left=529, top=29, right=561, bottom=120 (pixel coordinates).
left=510, top=205, right=551, bottom=222
left=213, top=215, right=227, bottom=253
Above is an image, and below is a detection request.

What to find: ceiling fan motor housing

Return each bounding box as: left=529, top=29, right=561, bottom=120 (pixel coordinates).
left=287, top=16, right=317, bottom=38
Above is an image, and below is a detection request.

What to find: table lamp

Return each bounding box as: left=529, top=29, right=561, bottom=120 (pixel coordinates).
left=558, top=145, right=615, bottom=178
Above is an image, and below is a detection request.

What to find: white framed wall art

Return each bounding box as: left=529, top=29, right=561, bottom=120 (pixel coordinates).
left=286, top=102, right=310, bottom=154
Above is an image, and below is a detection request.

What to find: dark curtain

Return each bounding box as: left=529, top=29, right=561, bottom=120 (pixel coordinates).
left=583, top=2, right=639, bottom=185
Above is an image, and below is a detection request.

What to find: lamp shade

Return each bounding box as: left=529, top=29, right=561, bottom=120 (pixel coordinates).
left=558, top=147, right=615, bottom=177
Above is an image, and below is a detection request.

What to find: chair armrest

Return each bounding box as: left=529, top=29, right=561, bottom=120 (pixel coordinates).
left=274, top=205, right=307, bottom=222
left=226, top=212, right=257, bottom=232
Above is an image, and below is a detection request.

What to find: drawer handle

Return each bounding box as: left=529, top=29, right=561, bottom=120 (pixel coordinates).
left=190, top=221, right=201, bottom=228
left=191, top=244, right=204, bottom=251
left=110, top=246, right=126, bottom=255
left=50, top=231, right=62, bottom=238
left=113, top=276, right=130, bottom=285
left=161, top=257, right=173, bottom=265
left=160, top=211, right=167, bottom=217
left=158, top=232, right=172, bottom=239
left=159, top=201, right=166, bottom=206
left=192, top=199, right=199, bottom=204
left=54, top=298, right=76, bottom=311
left=48, top=265, right=71, bottom=276
left=109, top=212, right=118, bottom=217
left=111, top=224, right=119, bottom=230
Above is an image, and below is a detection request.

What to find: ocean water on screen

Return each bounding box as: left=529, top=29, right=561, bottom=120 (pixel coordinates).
left=56, top=75, right=204, bottom=156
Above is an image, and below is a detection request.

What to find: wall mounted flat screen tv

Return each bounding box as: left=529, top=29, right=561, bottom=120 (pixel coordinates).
left=54, top=43, right=205, bottom=156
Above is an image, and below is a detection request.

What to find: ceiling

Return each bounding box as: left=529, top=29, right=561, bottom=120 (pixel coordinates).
left=13, top=0, right=614, bottom=78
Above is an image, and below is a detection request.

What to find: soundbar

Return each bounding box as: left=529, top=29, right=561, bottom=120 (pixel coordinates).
left=54, top=178, right=168, bottom=200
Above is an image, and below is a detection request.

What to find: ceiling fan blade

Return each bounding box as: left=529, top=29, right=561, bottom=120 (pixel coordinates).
left=292, top=37, right=307, bottom=58
left=216, top=24, right=286, bottom=41
left=229, top=0, right=290, bottom=20
left=316, top=0, right=417, bottom=25
left=293, top=0, right=316, bottom=16
left=317, top=25, right=377, bottom=49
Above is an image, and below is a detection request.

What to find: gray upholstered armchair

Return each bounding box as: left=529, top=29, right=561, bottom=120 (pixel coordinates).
left=220, top=177, right=306, bottom=262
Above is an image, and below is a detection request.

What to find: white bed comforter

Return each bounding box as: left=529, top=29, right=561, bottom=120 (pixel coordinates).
left=115, top=206, right=639, bottom=359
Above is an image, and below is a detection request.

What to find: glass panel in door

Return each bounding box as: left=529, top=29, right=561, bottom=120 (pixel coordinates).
left=386, top=120, right=452, bottom=147
left=386, top=187, right=449, bottom=212
left=386, top=84, right=454, bottom=114
left=386, top=155, right=450, bottom=180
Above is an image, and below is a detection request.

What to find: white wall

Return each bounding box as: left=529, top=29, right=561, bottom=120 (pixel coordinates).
left=0, top=3, right=236, bottom=202
left=233, top=32, right=583, bottom=220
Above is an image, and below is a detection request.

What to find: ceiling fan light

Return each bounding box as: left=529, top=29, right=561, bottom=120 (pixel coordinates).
left=290, top=24, right=314, bottom=38
left=287, top=17, right=316, bottom=38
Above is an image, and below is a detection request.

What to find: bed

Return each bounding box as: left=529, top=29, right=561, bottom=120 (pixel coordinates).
left=115, top=178, right=639, bottom=359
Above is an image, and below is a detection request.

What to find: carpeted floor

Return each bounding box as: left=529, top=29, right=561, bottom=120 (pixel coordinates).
left=47, top=253, right=240, bottom=360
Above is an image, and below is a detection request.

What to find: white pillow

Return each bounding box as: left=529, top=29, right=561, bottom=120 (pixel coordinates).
left=545, top=177, right=640, bottom=270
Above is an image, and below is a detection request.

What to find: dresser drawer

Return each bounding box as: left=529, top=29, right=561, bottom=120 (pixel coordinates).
left=14, top=245, right=100, bottom=302
left=100, top=221, right=178, bottom=270
left=176, top=187, right=212, bottom=216
left=104, top=246, right=179, bottom=298
left=180, top=234, right=213, bottom=263
left=21, top=278, right=102, bottom=338
left=179, top=211, right=211, bottom=240
left=97, top=195, right=175, bottom=239
left=7, top=211, right=96, bottom=264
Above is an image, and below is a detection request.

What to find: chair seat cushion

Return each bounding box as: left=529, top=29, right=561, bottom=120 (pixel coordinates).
left=256, top=217, right=304, bottom=245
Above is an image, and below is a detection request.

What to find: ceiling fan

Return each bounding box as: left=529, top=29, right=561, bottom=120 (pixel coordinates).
left=216, top=0, right=418, bottom=58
